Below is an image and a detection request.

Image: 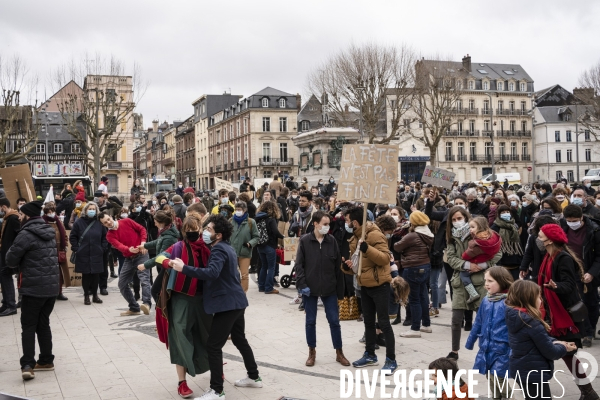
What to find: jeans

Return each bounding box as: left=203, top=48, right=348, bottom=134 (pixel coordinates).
left=303, top=294, right=342, bottom=349
left=113, top=248, right=124, bottom=275
left=583, top=281, right=599, bottom=337
left=361, top=283, right=395, bottom=360
left=20, top=295, right=56, bottom=368
left=429, top=266, right=441, bottom=309
left=118, top=254, right=150, bottom=311
left=257, top=246, right=276, bottom=293
left=207, top=309, right=258, bottom=394
left=438, top=266, right=448, bottom=305
left=0, top=259, right=16, bottom=309
left=459, top=270, right=474, bottom=287
left=403, top=264, right=431, bottom=331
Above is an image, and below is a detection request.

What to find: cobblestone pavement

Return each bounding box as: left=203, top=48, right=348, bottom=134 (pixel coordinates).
left=1, top=264, right=599, bottom=399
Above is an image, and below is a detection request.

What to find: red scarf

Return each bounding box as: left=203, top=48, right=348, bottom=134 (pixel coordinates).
left=42, top=215, right=67, bottom=250
left=537, top=253, right=579, bottom=337
left=173, top=239, right=211, bottom=296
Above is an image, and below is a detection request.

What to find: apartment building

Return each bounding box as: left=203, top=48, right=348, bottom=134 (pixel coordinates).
left=175, top=116, right=196, bottom=187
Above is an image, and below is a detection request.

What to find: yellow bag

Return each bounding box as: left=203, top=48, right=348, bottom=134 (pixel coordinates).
left=338, top=296, right=360, bottom=320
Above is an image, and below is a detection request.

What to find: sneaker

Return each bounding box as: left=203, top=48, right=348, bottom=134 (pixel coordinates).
left=352, top=352, right=378, bottom=368
left=21, top=365, right=34, bottom=380
left=402, top=319, right=412, bottom=326
left=420, top=326, right=432, bottom=333
left=399, top=330, right=421, bottom=338
left=140, top=304, right=150, bottom=315
left=234, top=375, right=263, bottom=388
left=381, top=358, right=397, bottom=375
left=317, top=298, right=324, bottom=307
left=359, top=334, right=366, bottom=343
left=177, top=380, right=193, bottom=398
left=34, top=363, right=54, bottom=371
left=446, top=351, right=459, bottom=360
left=265, top=289, right=279, bottom=294
left=120, top=310, right=141, bottom=316
left=289, top=296, right=302, bottom=305
left=582, top=336, right=593, bottom=348
left=298, top=302, right=304, bottom=311
left=195, top=389, right=225, bottom=399
left=429, top=308, right=439, bottom=317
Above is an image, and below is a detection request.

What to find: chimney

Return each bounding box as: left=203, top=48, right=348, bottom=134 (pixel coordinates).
left=296, top=93, right=302, bottom=112
left=152, top=119, right=159, bottom=132
left=462, top=54, right=471, bottom=72
left=573, top=87, right=594, bottom=103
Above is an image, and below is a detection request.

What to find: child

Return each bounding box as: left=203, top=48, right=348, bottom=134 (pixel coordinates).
left=465, top=266, right=514, bottom=400
left=427, top=357, right=473, bottom=400
left=460, top=217, right=502, bottom=304
left=505, top=280, right=576, bottom=400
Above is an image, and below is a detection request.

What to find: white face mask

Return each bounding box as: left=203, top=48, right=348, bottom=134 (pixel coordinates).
left=522, top=201, right=528, bottom=207
left=120, top=213, right=128, bottom=219
left=385, top=233, right=392, bottom=239
left=392, top=215, right=400, bottom=223
left=235, top=211, right=244, bottom=217
left=555, top=195, right=565, bottom=201
left=596, top=199, right=600, bottom=207
left=453, top=219, right=466, bottom=229
left=318, top=225, right=330, bottom=235
left=48, top=213, right=56, bottom=218
left=567, top=220, right=583, bottom=230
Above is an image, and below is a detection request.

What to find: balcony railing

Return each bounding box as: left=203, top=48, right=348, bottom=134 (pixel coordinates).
left=521, top=154, right=531, bottom=161
left=482, top=130, right=494, bottom=136
left=258, top=157, right=294, bottom=166
left=457, top=155, right=468, bottom=161
left=216, top=165, right=221, bottom=171
left=445, top=155, right=455, bottom=161
left=495, top=109, right=531, bottom=116
left=498, top=154, right=520, bottom=161
left=481, top=109, right=491, bottom=115
left=445, top=130, right=480, bottom=137
left=452, top=108, right=478, bottom=115
left=496, top=130, right=532, bottom=137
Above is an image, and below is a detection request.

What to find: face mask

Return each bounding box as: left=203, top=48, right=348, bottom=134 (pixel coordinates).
left=495, top=194, right=503, bottom=199
left=531, top=195, right=537, bottom=200
left=169, top=201, right=174, bottom=206
left=510, top=201, right=517, bottom=207
left=392, top=215, right=400, bottom=223
left=152, top=200, right=157, bottom=205
left=202, top=230, right=213, bottom=244
left=221, top=198, right=228, bottom=205
left=318, top=225, right=330, bottom=235
left=385, top=233, right=392, bottom=239
left=18, top=204, right=23, bottom=210
left=555, top=195, right=565, bottom=201
left=572, top=197, right=583, bottom=206
left=452, top=219, right=466, bottom=229
left=179, top=185, right=183, bottom=188
left=540, top=190, right=545, bottom=195
left=585, top=183, right=591, bottom=188
left=75, top=202, right=82, bottom=208
left=299, top=206, right=307, bottom=212
left=567, top=221, right=583, bottom=230
left=536, top=237, right=546, bottom=252
left=187, top=231, right=200, bottom=242
left=235, top=211, right=244, bottom=217
left=329, top=179, right=334, bottom=183
left=522, top=201, right=528, bottom=207
left=292, top=195, right=298, bottom=199
left=0, top=218, right=3, bottom=224
left=48, top=213, right=56, bottom=218
left=120, top=213, right=128, bottom=219
left=456, top=204, right=466, bottom=209
left=596, top=199, right=600, bottom=207
left=220, top=211, right=228, bottom=217
left=87, top=210, right=96, bottom=218
left=135, top=206, right=142, bottom=213
left=345, top=223, right=354, bottom=233
left=500, top=213, right=511, bottom=221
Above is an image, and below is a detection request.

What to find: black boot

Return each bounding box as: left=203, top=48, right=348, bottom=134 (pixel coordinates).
left=92, top=294, right=103, bottom=304
left=579, top=383, right=600, bottom=400
left=84, top=295, right=91, bottom=305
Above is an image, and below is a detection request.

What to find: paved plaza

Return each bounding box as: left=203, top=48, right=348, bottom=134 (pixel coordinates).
left=1, top=263, right=599, bottom=400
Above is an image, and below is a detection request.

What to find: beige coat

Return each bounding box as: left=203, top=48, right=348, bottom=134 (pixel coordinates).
left=342, top=222, right=392, bottom=288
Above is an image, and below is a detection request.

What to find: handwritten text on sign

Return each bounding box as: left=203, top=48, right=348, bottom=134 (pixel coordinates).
left=421, top=165, right=456, bottom=190
left=338, top=144, right=398, bottom=205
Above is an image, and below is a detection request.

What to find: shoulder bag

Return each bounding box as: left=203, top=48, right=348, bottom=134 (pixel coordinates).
left=70, top=220, right=97, bottom=264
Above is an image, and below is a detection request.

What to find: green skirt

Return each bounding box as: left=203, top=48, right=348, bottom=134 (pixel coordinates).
left=167, top=292, right=213, bottom=376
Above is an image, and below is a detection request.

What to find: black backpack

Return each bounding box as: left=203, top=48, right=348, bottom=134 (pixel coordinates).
left=256, top=218, right=269, bottom=244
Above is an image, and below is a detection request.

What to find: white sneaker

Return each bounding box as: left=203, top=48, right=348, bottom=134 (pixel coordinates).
left=317, top=298, right=324, bottom=307
left=420, top=326, right=432, bottom=333
left=399, top=330, right=421, bottom=338
left=289, top=296, right=301, bottom=305
left=234, top=375, right=263, bottom=388
left=194, top=389, right=225, bottom=400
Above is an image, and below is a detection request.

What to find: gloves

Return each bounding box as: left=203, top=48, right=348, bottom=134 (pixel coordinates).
left=359, top=241, right=368, bottom=253
left=300, top=287, right=311, bottom=297
left=342, top=264, right=351, bottom=272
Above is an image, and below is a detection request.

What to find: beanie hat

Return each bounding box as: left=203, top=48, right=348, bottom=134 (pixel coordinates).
left=94, top=190, right=104, bottom=198
left=101, top=176, right=108, bottom=182
left=490, top=198, right=502, bottom=206
left=409, top=210, right=430, bottom=227
left=75, top=192, right=86, bottom=202
left=20, top=200, right=43, bottom=217
left=172, top=195, right=183, bottom=203
left=183, top=187, right=195, bottom=194
left=541, top=224, right=568, bottom=245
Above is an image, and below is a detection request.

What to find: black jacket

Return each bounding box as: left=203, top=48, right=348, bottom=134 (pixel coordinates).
left=254, top=212, right=283, bottom=248
left=560, top=217, right=600, bottom=280
left=424, top=199, right=448, bottom=267
left=545, top=251, right=582, bottom=317
left=246, top=201, right=256, bottom=219
left=519, top=203, right=537, bottom=249
left=56, top=193, right=75, bottom=229
left=174, top=203, right=187, bottom=221
left=295, top=232, right=344, bottom=299
left=520, top=234, right=545, bottom=281
left=1, top=213, right=20, bottom=264
left=6, top=217, right=59, bottom=298
left=582, top=202, right=600, bottom=220
left=467, top=198, right=489, bottom=218
left=69, top=216, right=108, bottom=274
left=277, top=196, right=288, bottom=222
left=320, top=182, right=336, bottom=198
left=399, top=191, right=414, bottom=212
left=131, top=208, right=158, bottom=255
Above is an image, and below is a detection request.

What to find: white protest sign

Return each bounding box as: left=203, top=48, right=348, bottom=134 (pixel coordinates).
left=214, top=177, right=238, bottom=193
left=284, top=237, right=299, bottom=262
left=421, top=165, right=456, bottom=190
left=337, top=144, right=398, bottom=205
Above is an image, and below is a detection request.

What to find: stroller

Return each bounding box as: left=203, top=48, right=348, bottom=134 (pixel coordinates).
left=279, top=265, right=296, bottom=288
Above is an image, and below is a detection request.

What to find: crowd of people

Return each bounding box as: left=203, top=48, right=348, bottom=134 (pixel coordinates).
left=1, top=173, right=600, bottom=399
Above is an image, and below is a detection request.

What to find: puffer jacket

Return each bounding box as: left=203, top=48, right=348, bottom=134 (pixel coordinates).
left=6, top=217, right=59, bottom=298
left=393, top=230, right=434, bottom=268
left=446, top=234, right=502, bottom=310
left=295, top=232, right=344, bottom=298
left=505, top=306, right=567, bottom=381
left=465, top=296, right=510, bottom=376
left=229, top=216, right=259, bottom=258
left=70, top=216, right=108, bottom=275
left=342, top=222, right=391, bottom=288
left=143, top=224, right=179, bottom=269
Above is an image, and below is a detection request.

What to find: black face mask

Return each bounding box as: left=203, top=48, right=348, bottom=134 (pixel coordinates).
left=299, top=206, right=308, bottom=212
left=187, top=231, right=200, bottom=242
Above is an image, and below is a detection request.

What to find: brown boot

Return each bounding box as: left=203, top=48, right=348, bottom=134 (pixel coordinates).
left=336, top=348, right=350, bottom=366
left=305, top=347, right=316, bottom=367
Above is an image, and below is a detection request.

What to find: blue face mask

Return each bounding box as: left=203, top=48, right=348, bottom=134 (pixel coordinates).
left=202, top=230, right=213, bottom=244
left=87, top=210, right=96, bottom=218
left=500, top=213, right=511, bottom=221
left=572, top=197, right=583, bottom=206
left=344, top=223, right=354, bottom=233
left=135, top=206, right=142, bottom=213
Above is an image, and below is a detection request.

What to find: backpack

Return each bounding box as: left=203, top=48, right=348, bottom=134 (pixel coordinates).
left=256, top=218, right=269, bottom=245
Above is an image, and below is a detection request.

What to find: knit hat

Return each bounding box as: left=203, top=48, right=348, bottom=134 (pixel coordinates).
left=94, top=190, right=104, bottom=198
left=409, top=210, right=430, bottom=227
left=20, top=200, right=43, bottom=217
left=75, top=192, right=86, bottom=202
left=172, top=195, right=183, bottom=203
left=541, top=224, right=568, bottom=245
left=490, top=198, right=503, bottom=206
left=183, top=187, right=195, bottom=194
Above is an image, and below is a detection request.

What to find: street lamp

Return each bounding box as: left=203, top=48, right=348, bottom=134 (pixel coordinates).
left=40, top=107, right=49, bottom=176
left=485, top=92, right=498, bottom=180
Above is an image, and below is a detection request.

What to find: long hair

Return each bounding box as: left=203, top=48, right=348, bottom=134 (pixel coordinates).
left=506, top=280, right=550, bottom=331
left=469, top=216, right=490, bottom=236
left=258, top=200, right=281, bottom=219
left=445, top=206, right=471, bottom=244
left=548, top=242, right=586, bottom=287
left=485, top=266, right=514, bottom=292
left=182, top=213, right=202, bottom=241
left=391, top=276, right=410, bottom=305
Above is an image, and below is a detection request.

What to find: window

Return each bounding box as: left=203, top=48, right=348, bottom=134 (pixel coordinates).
left=279, top=117, right=287, bottom=132
left=586, top=149, right=592, bottom=162
left=243, top=119, right=248, bottom=134
left=567, top=170, right=574, bottom=182
left=470, top=142, right=476, bottom=157
left=54, top=143, right=63, bottom=153
left=555, top=131, right=561, bottom=142
left=497, top=81, right=503, bottom=91
left=71, top=143, right=80, bottom=153
left=522, top=142, right=528, bottom=156
left=483, top=81, right=489, bottom=90
left=468, top=99, right=475, bottom=110
left=262, top=98, right=269, bottom=107
left=468, top=81, right=474, bottom=90
left=301, top=121, right=310, bottom=131
left=498, top=100, right=504, bottom=112
left=237, top=145, right=241, bottom=161
left=280, top=143, right=288, bottom=161
left=585, top=130, right=591, bottom=141
left=107, top=144, right=117, bottom=162
left=566, top=130, right=572, bottom=142
left=483, top=100, right=489, bottom=113
left=236, top=121, right=240, bottom=137
left=521, top=121, right=527, bottom=132
left=509, top=82, right=515, bottom=91
left=36, top=143, right=45, bottom=153
left=469, top=120, right=475, bottom=132
left=456, top=100, right=462, bottom=110
left=520, top=82, right=526, bottom=92
left=224, top=149, right=228, bottom=165
left=484, top=120, right=490, bottom=131
left=556, top=150, right=562, bottom=162
left=521, top=101, right=526, bottom=111
left=402, top=99, right=410, bottom=109
left=230, top=124, right=233, bottom=138
left=262, top=117, right=270, bottom=132
left=556, top=171, right=563, bottom=182
left=224, top=126, right=227, bottom=141
left=456, top=80, right=462, bottom=90
left=457, top=121, right=463, bottom=133
left=499, top=142, right=506, bottom=156
left=445, top=142, right=453, bottom=156
left=565, top=114, right=571, bottom=122
left=511, top=142, right=517, bottom=156
left=263, top=170, right=272, bottom=178
left=403, top=119, right=410, bottom=128
left=485, top=142, right=493, bottom=157
left=389, top=99, right=396, bottom=109
left=262, top=143, right=271, bottom=161
left=509, top=101, right=515, bottom=111
left=244, top=143, right=248, bottom=160
left=106, top=174, right=118, bottom=192
left=458, top=142, right=464, bottom=156
left=499, top=120, right=504, bottom=131
left=279, top=98, right=286, bottom=108
left=567, top=149, right=573, bottom=162
left=105, top=89, right=117, bottom=103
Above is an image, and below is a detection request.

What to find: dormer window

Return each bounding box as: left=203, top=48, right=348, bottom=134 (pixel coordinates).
left=509, top=82, right=515, bottom=91
left=520, top=82, right=526, bottom=92
left=262, top=98, right=269, bottom=108
left=279, top=98, right=286, bottom=108
left=468, top=81, right=474, bottom=90
left=497, top=81, right=503, bottom=91
left=483, top=81, right=489, bottom=90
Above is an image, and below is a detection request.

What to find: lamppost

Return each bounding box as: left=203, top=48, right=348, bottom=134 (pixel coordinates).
left=40, top=107, right=49, bottom=176
left=485, top=92, right=497, bottom=180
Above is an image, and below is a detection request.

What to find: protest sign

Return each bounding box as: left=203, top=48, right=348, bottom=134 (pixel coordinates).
left=214, top=177, right=239, bottom=193
left=421, top=165, right=456, bottom=190
left=284, top=237, right=299, bottom=262
left=0, top=164, right=36, bottom=206
left=337, top=144, right=398, bottom=205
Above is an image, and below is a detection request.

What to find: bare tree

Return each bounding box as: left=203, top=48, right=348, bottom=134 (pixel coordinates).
left=578, top=60, right=600, bottom=137
left=306, top=43, right=415, bottom=144
left=53, top=54, right=148, bottom=184
left=408, top=57, right=464, bottom=166
left=0, top=55, right=40, bottom=168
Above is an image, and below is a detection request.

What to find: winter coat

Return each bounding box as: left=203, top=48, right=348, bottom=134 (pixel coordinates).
left=467, top=199, right=489, bottom=218
left=342, top=222, right=392, bottom=288
left=519, top=203, right=537, bottom=249
left=582, top=202, right=600, bottom=220
left=491, top=220, right=523, bottom=267
left=132, top=209, right=158, bottom=255
left=320, top=182, right=336, bottom=198
left=446, top=233, right=502, bottom=310
left=560, top=216, right=600, bottom=280
left=505, top=306, right=567, bottom=381
left=56, top=193, right=75, bottom=230
left=295, top=232, right=344, bottom=299
left=465, top=296, right=510, bottom=376
left=393, top=230, right=433, bottom=268
left=6, top=218, right=59, bottom=298
left=520, top=234, right=545, bottom=281
left=462, top=231, right=502, bottom=264
left=229, top=217, right=259, bottom=258
left=277, top=196, right=288, bottom=222
left=173, top=203, right=187, bottom=221
left=424, top=199, right=448, bottom=267
left=143, top=224, right=179, bottom=269
left=69, top=216, right=108, bottom=274
left=0, top=212, right=20, bottom=264
left=254, top=212, right=283, bottom=249
left=268, top=180, right=284, bottom=198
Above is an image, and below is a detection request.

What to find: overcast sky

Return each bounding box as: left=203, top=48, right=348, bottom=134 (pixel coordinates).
left=1, top=0, right=599, bottom=128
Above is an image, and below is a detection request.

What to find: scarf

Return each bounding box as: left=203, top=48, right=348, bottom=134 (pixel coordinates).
left=298, top=205, right=313, bottom=221
left=487, top=292, right=508, bottom=302
left=537, top=252, right=579, bottom=337
left=493, top=217, right=523, bottom=256
left=233, top=212, right=248, bottom=226
left=42, top=214, right=67, bottom=250
left=452, top=223, right=470, bottom=240
left=74, top=202, right=86, bottom=217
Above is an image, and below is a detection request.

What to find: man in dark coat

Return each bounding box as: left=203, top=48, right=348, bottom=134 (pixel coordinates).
left=56, top=190, right=75, bottom=230
left=6, top=201, right=59, bottom=380
left=0, top=197, right=21, bottom=316
left=172, top=195, right=187, bottom=221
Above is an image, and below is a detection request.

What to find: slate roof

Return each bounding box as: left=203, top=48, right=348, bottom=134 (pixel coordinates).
left=422, top=60, right=533, bottom=82
left=253, top=87, right=294, bottom=97
left=537, top=105, right=594, bottom=123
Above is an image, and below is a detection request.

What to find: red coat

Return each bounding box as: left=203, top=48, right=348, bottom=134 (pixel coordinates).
left=462, top=231, right=502, bottom=264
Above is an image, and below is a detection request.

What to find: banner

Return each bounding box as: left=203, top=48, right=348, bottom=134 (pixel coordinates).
left=337, top=144, right=398, bottom=205
left=0, top=164, right=36, bottom=206
left=283, top=237, right=299, bottom=262
left=421, top=165, right=456, bottom=190
left=214, top=177, right=239, bottom=193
